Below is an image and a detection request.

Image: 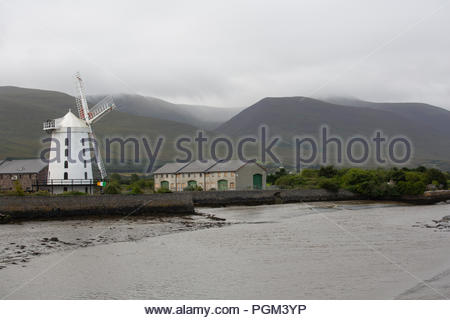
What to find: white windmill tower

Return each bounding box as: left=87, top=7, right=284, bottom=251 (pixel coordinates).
left=43, top=72, right=116, bottom=194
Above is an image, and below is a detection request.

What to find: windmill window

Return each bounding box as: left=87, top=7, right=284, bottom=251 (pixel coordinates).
left=65, top=138, right=69, bottom=146
left=83, top=149, right=86, bottom=156
left=84, top=160, right=87, bottom=168
left=65, top=149, right=68, bottom=157
left=81, top=138, right=85, bottom=146
left=64, top=172, right=68, bottom=180
left=64, top=161, right=68, bottom=168
left=84, top=172, right=88, bottom=179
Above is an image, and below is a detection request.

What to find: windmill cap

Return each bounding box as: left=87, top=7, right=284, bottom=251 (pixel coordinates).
left=56, top=110, right=88, bottom=128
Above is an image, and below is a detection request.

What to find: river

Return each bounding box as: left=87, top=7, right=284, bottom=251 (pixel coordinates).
left=0, top=201, right=449, bottom=299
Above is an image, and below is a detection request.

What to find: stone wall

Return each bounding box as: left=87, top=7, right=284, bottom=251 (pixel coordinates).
left=0, top=193, right=194, bottom=221
left=190, top=189, right=360, bottom=207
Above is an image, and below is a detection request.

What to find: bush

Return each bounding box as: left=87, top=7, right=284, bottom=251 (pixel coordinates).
left=274, top=174, right=304, bottom=188
left=129, top=185, right=143, bottom=194
left=59, top=191, right=86, bottom=196
left=156, top=187, right=172, bottom=193
left=267, top=168, right=288, bottom=184
left=110, top=173, right=122, bottom=184
left=318, top=166, right=338, bottom=178
left=183, top=185, right=203, bottom=191
left=425, top=168, right=448, bottom=189
left=318, top=177, right=340, bottom=192
left=12, top=180, right=25, bottom=196
left=300, top=169, right=318, bottom=178
left=33, top=190, right=50, bottom=196
left=104, top=182, right=121, bottom=194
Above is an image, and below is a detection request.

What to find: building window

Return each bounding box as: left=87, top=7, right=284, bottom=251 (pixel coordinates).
left=199, top=173, right=202, bottom=177
left=64, top=172, right=68, bottom=180
left=82, top=149, right=86, bottom=156
left=65, top=149, right=68, bottom=157
left=166, top=174, right=169, bottom=178
left=188, top=173, right=191, bottom=178
left=65, top=138, right=69, bottom=146
left=84, top=172, right=88, bottom=179
left=81, top=138, right=85, bottom=146
left=63, top=187, right=68, bottom=192
left=64, top=161, right=68, bottom=168
left=85, top=187, right=88, bottom=193
left=84, top=160, right=87, bottom=168
left=224, top=172, right=228, bottom=177
left=231, top=172, right=235, bottom=177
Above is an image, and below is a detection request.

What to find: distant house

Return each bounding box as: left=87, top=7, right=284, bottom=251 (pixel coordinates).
left=0, top=159, right=48, bottom=192
left=153, top=160, right=266, bottom=191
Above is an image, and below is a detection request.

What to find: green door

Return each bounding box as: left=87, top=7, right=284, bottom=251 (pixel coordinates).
left=161, top=180, right=169, bottom=189
left=253, top=174, right=263, bottom=189
left=218, top=179, right=228, bottom=191
left=188, top=180, right=197, bottom=188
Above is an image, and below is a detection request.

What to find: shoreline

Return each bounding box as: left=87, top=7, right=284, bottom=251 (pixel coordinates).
left=1, top=189, right=449, bottom=224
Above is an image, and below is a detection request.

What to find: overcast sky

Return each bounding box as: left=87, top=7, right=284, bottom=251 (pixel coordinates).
left=1, top=0, right=450, bottom=109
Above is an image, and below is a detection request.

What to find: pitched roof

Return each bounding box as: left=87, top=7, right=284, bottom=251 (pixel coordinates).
left=178, top=160, right=216, bottom=173
left=0, top=159, right=48, bottom=174
left=153, top=162, right=189, bottom=174
left=207, top=160, right=246, bottom=172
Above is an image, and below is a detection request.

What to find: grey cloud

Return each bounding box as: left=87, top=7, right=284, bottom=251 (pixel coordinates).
left=0, top=0, right=449, bottom=109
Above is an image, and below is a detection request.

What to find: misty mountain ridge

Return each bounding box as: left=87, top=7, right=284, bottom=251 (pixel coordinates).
left=1, top=86, right=450, bottom=171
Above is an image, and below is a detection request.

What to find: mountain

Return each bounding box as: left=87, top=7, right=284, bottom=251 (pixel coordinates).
left=89, top=94, right=243, bottom=130
left=1, top=87, right=449, bottom=172
left=217, top=96, right=450, bottom=170
left=0, top=86, right=203, bottom=170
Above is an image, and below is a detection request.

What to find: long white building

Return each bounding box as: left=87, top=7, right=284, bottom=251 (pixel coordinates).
left=153, top=160, right=266, bottom=191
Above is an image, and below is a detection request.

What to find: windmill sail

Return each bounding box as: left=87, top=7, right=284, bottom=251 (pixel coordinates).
left=89, top=130, right=108, bottom=179
left=74, top=72, right=90, bottom=120
left=88, top=95, right=116, bottom=124
left=73, top=72, right=116, bottom=180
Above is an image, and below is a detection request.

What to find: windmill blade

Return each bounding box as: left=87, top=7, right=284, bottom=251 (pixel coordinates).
left=74, top=72, right=90, bottom=120
left=87, top=95, right=116, bottom=124
left=88, top=130, right=108, bottom=180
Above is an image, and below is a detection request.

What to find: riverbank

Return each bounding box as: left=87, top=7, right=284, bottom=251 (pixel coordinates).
left=1, top=189, right=449, bottom=223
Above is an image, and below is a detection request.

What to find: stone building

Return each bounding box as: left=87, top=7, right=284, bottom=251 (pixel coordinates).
left=154, top=160, right=266, bottom=192
left=0, top=159, right=48, bottom=192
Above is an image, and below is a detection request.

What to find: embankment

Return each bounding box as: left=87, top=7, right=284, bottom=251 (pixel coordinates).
left=1, top=189, right=449, bottom=223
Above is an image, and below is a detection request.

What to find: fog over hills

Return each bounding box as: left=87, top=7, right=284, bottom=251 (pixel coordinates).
left=89, top=94, right=244, bottom=130
left=1, top=86, right=449, bottom=171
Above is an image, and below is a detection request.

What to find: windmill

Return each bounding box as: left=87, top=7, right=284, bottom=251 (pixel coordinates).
left=74, top=72, right=116, bottom=180
left=43, top=73, right=116, bottom=194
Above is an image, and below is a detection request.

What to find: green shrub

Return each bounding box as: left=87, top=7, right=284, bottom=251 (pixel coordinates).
left=33, top=190, right=50, bottom=196
left=274, top=174, right=304, bottom=188
left=318, top=177, right=340, bottom=192
left=110, top=173, right=122, bottom=184
left=156, top=187, right=172, bottom=193
left=13, top=180, right=25, bottom=196
left=425, top=168, right=448, bottom=189
left=318, top=166, right=338, bottom=178
left=104, top=182, right=121, bottom=194
left=300, top=169, right=318, bottom=178
left=59, top=191, right=86, bottom=196
left=129, top=185, right=143, bottom=194
left=183, top=185, right=203, bottom=191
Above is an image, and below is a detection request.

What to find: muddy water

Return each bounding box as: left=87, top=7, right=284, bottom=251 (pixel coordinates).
left=0, top=201, right=449, bottom=299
